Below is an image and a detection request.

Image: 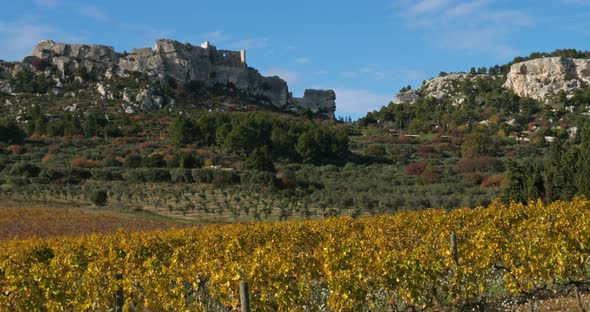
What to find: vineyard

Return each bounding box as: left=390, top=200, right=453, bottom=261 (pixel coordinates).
left=2, top=198, right=590, bottom=311
left=0, top=207, right=189, bottom=241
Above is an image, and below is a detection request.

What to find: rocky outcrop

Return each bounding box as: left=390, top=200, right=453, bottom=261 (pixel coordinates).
left=292, top=89, right=336, bottom=119
left=28, top=40, right=115, bottom=76
left=393, top=90, right=420, bottom=104
left=0, top=61, right=9, bottom=79
left=14, top=39, right=333, bottom=116
left=504, top=57, right=590, bottom=101
left=393, top=73, right=493, bottom=104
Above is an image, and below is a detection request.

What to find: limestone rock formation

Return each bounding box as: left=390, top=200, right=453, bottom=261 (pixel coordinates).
left=28, top=40, right=116, bottom=76
left=504, top=57, right=590, bottom=100
left=12, top=39, right=333, bottom=115
left=292, top=89, right=336, bottom=119
left=393, top=90, right=420, bottom=104
left=392, top=73, right=493, bottom=104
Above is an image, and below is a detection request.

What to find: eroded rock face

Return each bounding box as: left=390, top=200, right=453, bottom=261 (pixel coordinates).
left=29, top=40, right=116, bottom=75
left=292, top=89, right=336, bottom=119
left=26, top=39, right=294, bottom=109
left=11, top=39, right=336, bottom=116
left=504, top=57, right=590, bottom=100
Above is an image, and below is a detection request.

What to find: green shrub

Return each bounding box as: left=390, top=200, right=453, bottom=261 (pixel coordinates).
left=241, top=170, right=276, bottom=187
left=9, top=163, right=41, bottom=178
left=170, top=168, right=194, bottom=183
left=124, top=155, right=143, bottom=168
left=122, top=168, right=171, bottom=183
left=91, top=168, right=124, bottom=181
left=89, top=190, right=108, bottom=207
left=242, top=147, right=275, bottom=172
left=0, top=120, right=26, bottom=144
left=191, top=169, right=215, bottom=183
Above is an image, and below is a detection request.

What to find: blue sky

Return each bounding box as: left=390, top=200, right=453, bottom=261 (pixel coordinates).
left=1, top=0, right=590, bottom=119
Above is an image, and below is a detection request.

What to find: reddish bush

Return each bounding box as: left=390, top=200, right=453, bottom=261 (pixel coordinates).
left=420, top=168, right=440, bottom=184
left=7, top=145, right=25, bottom=155
left=112, top=137, right=141, bottom=146
left=41, top=153, right=55, bottom=164
left=71, top=157, right=102, bottom=168
left=29, top=133, right=45, bottom=140
left=404, top=162, right=427, bottom=176
left=138, top=141, right=159, bottom=151
left=433, top=142, right=451, bottom=153
left=480, top=174, right=506, bottom=188
left=48, top=144, right=60, bottom=153
left=463, top=172, right=485, bottom=186
left=453, top=156, right=503, bottom=173
left=399, top=135, right=417, bottom=144
left=415, top=144, right=439, bottom=158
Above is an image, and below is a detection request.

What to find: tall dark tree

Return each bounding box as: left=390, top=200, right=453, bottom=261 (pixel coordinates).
left=171, top=116, right=198, bottom=146
left=544, top=138, right=577, bottom=202
left=242, top=147, right=275, bottom=172
left=0, top=119, right=26, bottom=144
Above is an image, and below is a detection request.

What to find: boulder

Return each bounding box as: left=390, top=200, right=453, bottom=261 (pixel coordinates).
left=136, top=88, right=164, bottom=111
left=0, top=81, right=12, bottom=94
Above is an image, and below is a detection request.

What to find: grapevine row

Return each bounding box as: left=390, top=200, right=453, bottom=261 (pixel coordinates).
left=1, top=198, right=590, bottom=311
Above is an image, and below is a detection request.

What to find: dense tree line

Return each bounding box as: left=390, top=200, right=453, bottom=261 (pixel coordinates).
left=502, top=126, right=590, bottom=204
left=172, top=112, right=349, bottom=165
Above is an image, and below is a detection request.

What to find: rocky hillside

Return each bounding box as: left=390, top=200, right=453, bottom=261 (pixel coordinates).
left=0, top=39, right=336, bottom=118
left=394, top=57, right=590, bottom=105
left=394, top=73, right=497, bottom=105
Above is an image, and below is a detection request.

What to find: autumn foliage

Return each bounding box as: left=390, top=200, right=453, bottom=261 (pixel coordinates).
left=3, top=198, right=590, bottom=310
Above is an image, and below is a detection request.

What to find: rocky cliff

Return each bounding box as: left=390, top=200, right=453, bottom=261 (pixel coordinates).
left=1, top=39, right=335, bottom=118
left=292, top=89, right=336, bottom=119
left=503, top=57, right=590, bottom=101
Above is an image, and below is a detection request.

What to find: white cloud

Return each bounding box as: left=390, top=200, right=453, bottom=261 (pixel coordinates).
left=410, top=0, right=452, bottom=14
left=333, top=88, right=391, bottom=117
left=393, top=0, right=533, bottom=57
left=34, top=0, right=60, bottom=8
left=263, top=67, right=299, bottom=85
left=295, top=57, right=311, bottom=64
left=445, top=0, right=489, bottom=17
left=78, top=5, right=109, bottom=21
left=230, top=38, right=268, bottom=50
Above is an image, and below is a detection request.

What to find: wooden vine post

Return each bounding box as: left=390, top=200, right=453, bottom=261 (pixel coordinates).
left=240, top=280, right=250, bottom=312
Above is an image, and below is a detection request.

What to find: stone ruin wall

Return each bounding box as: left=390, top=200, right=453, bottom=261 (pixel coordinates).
left=215, top=49, right=246, bottom=67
